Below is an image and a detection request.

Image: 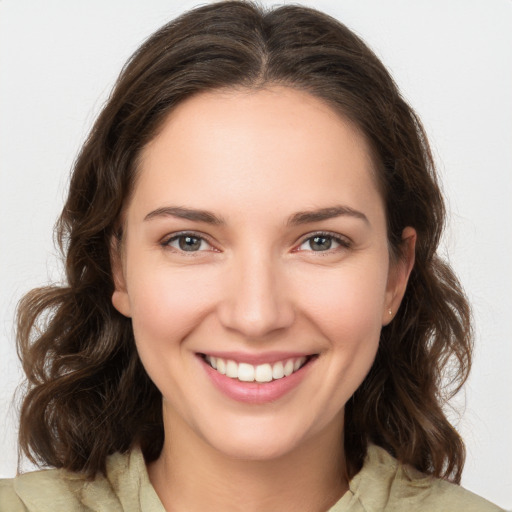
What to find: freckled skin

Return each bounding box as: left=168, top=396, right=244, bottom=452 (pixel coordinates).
left=112, top=86, right=415, bottom=511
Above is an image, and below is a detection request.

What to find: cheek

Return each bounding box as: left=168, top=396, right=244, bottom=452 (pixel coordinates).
left=128, top=263, right=217, bottom=350
left=126, top=263, right=220, bottom=405
left=293, top=258, right=389, bottom=340
left=302, top=262, right=388, bottom=407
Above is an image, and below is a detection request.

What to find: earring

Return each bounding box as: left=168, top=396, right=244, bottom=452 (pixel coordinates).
left=388, top=309, right=393, bottom=316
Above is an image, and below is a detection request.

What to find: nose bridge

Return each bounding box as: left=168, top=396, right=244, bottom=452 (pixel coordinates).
left=219, top=244, right=294, bottom=338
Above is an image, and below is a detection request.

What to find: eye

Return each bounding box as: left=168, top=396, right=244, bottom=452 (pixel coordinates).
left=163, top=232, right=213, bottom=252
left=296, top=232, right=350, bottom=252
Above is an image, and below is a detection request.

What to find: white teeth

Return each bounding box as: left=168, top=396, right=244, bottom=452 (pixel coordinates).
left=294, top=357, right=306, bottom=371
left=205, top=355, right=309, bottom=383
left=226, top=360, right=238, bottom=378
left=216, top=358, right=226, bottom=375
left=283, top=359, right=294, bottom=377
left=255, top=363, right=273, bottom=383
left=272, top=361, right=284, bottom=380
left=238, top=362, right=255, bottom=382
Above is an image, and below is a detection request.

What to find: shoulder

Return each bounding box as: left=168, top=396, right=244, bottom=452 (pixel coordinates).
left=0, top=467, right=86, bottom=512
left=0, top=448, right=163, bottom=512
left=0, top=478, right=27, bottom=512
left=0, top=465, right=121, bottom=512
left=346, top=445, right=504, bottom=512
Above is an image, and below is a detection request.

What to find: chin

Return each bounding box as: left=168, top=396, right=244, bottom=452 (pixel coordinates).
left=210, top=435, right=297, bottom=462
left=195, top=414, right=320, bottom=462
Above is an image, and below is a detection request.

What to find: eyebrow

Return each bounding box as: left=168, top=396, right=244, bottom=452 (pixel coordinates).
left=144, top=206, right=225, bottom=225
left=144, top=204, right=369, bottom=226
left=287, top=206, right=369, bottom=226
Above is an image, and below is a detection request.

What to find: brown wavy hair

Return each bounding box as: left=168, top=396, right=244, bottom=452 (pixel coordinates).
left=16, top=1, right=472, bottom=482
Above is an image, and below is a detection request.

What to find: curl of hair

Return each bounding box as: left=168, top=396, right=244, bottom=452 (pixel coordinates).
left=17, top=1, right=472, bottom=481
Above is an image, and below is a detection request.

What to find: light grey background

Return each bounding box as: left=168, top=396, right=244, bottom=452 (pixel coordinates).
left=1, top=1, right=511, bottom=508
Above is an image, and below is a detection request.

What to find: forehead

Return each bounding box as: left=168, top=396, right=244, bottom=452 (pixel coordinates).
left=129, top=86, right=384, bottom=226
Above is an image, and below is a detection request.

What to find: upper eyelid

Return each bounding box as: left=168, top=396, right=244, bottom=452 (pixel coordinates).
left=296, top=230, right=351, bottom=246
left=161, top=230, right=216, bottom=248
left=162, top=229, right=210, bottom=240
left=160, top=230, right=350, bottom=250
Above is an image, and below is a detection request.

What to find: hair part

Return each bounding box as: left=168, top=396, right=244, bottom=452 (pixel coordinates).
left=16, top=0, right=471, bottom=481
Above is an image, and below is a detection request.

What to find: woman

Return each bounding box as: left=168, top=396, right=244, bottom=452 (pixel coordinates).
left=0, top=1, right=504, bottom=510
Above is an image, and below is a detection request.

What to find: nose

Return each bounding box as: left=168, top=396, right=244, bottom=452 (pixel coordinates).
left=217, top=250, right=295, bottom=339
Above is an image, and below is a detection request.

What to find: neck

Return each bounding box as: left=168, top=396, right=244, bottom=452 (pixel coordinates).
left=148, top=409, right=348, bottom=512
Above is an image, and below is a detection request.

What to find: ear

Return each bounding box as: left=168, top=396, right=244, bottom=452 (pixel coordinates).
left=382, top=227, right=416, bottom=325
left=110, top=236, right=132, bottom=318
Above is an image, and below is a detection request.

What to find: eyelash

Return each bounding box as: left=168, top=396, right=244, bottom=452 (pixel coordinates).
left=161, top=230, right=351, bottom=255
left=161, top=231, right=217, bottom=254
left=295, top=231, right=351, bottom=254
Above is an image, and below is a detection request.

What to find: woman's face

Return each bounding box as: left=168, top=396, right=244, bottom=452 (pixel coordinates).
left=112, top=86, right=414, bottom=460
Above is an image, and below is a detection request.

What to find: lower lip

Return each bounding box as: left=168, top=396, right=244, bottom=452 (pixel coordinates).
left=200, top=357, right=314, bottom=404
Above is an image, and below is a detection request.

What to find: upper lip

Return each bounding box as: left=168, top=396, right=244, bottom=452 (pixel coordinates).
left=197, top=351, right=316, bottom=365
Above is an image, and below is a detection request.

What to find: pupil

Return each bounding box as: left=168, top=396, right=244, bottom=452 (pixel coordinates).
left=311, top=236, right=331, bottom=251
left=179, top=236, right=201, bottom=251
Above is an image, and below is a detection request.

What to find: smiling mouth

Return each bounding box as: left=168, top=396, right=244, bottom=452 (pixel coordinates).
left=199, top=354, right=316, bottom=383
